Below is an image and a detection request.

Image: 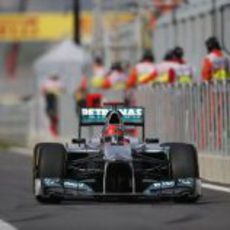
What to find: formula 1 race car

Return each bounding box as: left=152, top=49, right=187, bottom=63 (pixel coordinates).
left=33, top=105, right=201, bottom=203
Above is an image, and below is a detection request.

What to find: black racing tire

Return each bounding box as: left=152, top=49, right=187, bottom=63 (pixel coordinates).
left=161, top=142, right=200, bottom=203
left=33, top=143, right=47, bottom=194
left=33, top=143, right=66, bottom=204
left=38, top=143, right=66, bottom=178
left=33, top=143, right=45, bottom=180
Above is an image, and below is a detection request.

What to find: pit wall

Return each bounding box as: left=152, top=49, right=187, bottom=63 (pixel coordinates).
left=136, top=82, right=230, bottom=184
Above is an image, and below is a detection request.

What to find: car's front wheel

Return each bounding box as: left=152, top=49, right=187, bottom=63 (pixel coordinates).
left=161, top=142, right=200, bottom=203
left=33, top=143, right=66, bottom=204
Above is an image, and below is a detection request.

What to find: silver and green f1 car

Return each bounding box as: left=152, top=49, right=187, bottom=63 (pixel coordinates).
left=33, top=105, right=201, bottom=203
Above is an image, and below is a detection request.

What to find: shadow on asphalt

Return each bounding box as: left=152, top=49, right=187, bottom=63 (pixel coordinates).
left=33, top=195, right=230, bottom=206
left=44, top=197, right=197, bottom=206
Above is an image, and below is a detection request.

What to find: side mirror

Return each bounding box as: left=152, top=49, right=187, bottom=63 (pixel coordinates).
left=145, top=138, right=159, bottom=144
left=72, top=138, right=86, bottom=145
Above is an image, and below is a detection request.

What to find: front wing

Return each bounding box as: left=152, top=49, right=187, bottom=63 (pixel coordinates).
left=35, top=177, right=202, bottom=200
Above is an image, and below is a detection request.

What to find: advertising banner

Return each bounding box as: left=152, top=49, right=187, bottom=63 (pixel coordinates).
left=0, top=11, right=134, bottom=42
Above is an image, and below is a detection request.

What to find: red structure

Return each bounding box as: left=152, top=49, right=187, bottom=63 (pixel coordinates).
left=86, top=93, right=102, bottom=107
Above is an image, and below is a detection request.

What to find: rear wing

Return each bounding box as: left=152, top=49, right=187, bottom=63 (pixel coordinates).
left=78, top=107, right=145, bottom=140
left=80, top=107, right=144, bottom=126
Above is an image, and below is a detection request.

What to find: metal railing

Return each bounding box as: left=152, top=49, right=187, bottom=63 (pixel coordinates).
left=136, top=81, right=230, bottom=155
left=0, top=82, right=229, bottom=156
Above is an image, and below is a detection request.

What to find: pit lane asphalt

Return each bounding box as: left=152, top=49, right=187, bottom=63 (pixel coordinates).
left=0, top=149, right=230, bottom=230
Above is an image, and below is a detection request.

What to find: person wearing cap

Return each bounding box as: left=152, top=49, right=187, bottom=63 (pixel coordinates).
left=127, top=49, right=158, bottom=88
left=172, top=46, right=193, bottom=84
left=202, top=37, right=229, bottom=81
left=41, top=74, right=65, bottom=137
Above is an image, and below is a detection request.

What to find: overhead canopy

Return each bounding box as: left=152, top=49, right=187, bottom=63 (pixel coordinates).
left=35, top=39, right=90, bottom=65
left=34, top=39, right=92, bottom=92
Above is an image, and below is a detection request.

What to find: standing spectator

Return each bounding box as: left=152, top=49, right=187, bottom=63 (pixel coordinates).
left=127, top=50, right=158, bottom=88
left=91, top=56, right=107, bottom=89
left=74, top=75, right=88, bottom=115
left=41, top=74, right=65, bottom=137
left=154, top=50, right=178, bottom=84
left=121, top=61, right=136, bottom=106
left=201, top=37, right=230, bottom=149
left=173, top=46, right=193, bottom=84
left=202, top=37, right=229, bottom=81
left=104, top=62, right=128, bottom=90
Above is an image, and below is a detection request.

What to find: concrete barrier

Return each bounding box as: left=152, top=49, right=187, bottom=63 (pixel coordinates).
left=199, top=153, right=230, bottom=184
left=0, top=100, right=32, bottom=146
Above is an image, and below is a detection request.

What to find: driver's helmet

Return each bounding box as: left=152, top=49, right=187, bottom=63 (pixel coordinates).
left=103, top=124, right=124, bottom=142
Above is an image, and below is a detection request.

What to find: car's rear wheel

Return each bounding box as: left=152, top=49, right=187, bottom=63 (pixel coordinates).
left=33, top=143, right=66, bottom=204
left=161, top=143, right=200, bottom=203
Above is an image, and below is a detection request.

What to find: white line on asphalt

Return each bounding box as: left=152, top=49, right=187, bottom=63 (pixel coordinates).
left=0, top=219, right=17, bottom=230
left=202, top=183, right=230, bottom=193
left=9, top=147, right=31, bottom=156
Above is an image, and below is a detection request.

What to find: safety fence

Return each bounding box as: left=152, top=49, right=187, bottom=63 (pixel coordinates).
left=136, top=81, right=230, bottom=155
left=0, top=82, right=229, bottom=157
